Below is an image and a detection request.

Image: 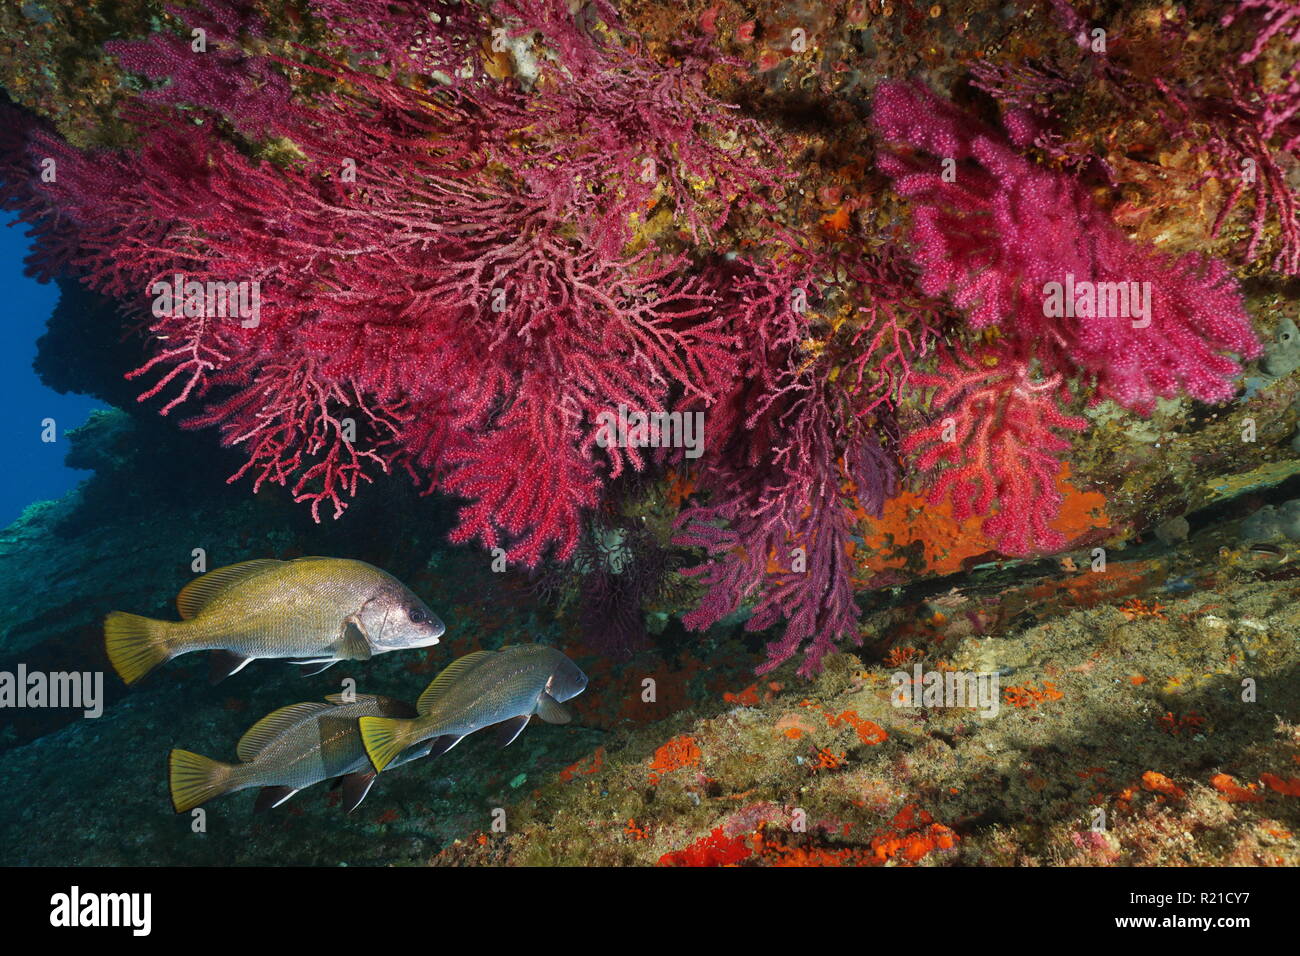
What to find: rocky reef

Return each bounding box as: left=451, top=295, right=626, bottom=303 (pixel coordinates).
left=0, top=0, right=1298, bottom=866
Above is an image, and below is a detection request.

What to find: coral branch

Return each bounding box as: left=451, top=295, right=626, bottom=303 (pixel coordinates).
left=902, top=344, right=1088, bottom=556
left=874, top=81, right=1261, bottom=413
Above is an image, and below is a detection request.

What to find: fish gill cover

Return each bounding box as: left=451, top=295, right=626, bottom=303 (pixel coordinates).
left=0, top=0, right=1294, bottom=684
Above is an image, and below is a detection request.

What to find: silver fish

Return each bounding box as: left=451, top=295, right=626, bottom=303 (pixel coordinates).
left=359, top=644, right=588, bottom=771
left=169, top=694, right=432, bottom=813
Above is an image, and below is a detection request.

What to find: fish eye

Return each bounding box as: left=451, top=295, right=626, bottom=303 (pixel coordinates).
left=408, top=606, right=429, bottom=624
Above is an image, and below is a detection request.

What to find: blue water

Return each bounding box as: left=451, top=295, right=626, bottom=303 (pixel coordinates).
left=0, top=226, right=101, bottom=526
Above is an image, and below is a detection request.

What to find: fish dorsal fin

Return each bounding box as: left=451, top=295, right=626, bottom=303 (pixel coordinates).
left=176, top=559, right=284, bottom=620
left=325, top=692, right=380, bottom=706
left=236, top=702, right=331, bottom=762
left=416, top=651, right=496, bottom=715
left=324, top=694, right=418, bottom=719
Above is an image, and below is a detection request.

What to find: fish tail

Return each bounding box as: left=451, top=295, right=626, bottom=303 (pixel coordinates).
left=168, top=749, right=236, bottom=813
left=359, top=716, right=419, bottom=772
left=104, top=611, right=177, bottom=685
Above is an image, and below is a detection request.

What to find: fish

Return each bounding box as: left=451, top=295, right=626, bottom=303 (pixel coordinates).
left=168, top=694, right=433, bottom=814
left=104, top=556, right=444, bottom=685
left=359, top=644, right=588, bottom=772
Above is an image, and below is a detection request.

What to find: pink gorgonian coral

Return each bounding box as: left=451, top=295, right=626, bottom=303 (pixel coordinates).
left=874, top=80, right=1261, bottom=414
left=874, top=80, right=1260, bottom=554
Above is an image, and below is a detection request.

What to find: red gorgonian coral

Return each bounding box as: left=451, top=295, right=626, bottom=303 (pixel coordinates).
left=901, top=343, right=1088, bottom=557
left=0, top=1, right=1276, bottom=674
left=874, top=80, right=1260, bottom=555
left=2, top=0, right=772, bottom=560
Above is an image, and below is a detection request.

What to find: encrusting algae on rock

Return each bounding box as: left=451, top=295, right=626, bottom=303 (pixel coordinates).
left=432, top=530, right=1300, bottom=867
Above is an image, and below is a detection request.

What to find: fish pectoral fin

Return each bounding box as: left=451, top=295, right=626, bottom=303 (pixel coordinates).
left=334, top=618, right=372, bottom=661
left=535, top=693, right=572, bottom=725
left=426, top=735, right=464, bottom=759
left=339, top=772, right=377, bottom=814
left=495, top=715, right=531, bottom=748
left=253, top=786, right=301, bottom=812
left=209, top=651, right=254, bottom=685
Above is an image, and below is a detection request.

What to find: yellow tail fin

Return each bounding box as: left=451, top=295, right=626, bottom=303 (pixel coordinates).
left=104, top=611, right=174, bottom=685
left=168, top=749, right=236, bottom=813
left=359, top=716, right=418, bottom=772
